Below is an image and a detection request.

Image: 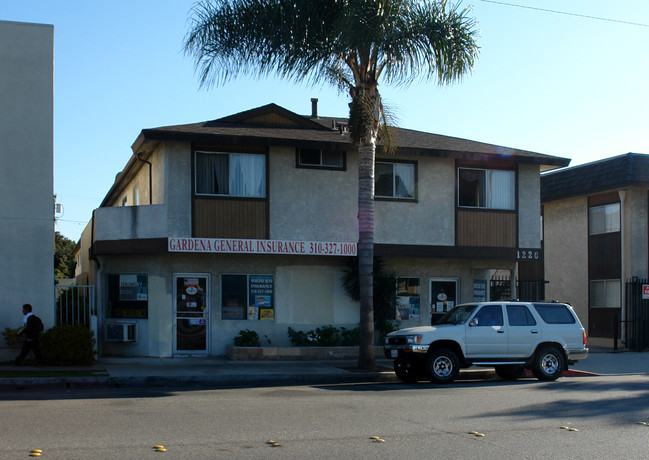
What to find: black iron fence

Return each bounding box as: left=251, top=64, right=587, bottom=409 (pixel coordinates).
left=490, top=277, right=546, bottom=302
left=624, top=278, right=649, bottom=352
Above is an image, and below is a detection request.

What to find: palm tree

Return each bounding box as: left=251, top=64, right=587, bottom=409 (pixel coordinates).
left=184, top=0, right=479, bottom=370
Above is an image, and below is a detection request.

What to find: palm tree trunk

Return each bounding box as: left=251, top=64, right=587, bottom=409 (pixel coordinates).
left=357, top=141, right=376, bottom=370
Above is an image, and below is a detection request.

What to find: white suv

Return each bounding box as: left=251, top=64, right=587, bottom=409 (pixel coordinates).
left=384, top=301, right=588, bottom=384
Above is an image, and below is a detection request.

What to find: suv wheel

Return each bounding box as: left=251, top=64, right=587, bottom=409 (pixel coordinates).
left=394, top=358, right=421, bottom=383
left=426, top=348, right=459, bottom=384
left=495, top=365, right=525, bottom=380
left=532, top=346, right=564, bottom=381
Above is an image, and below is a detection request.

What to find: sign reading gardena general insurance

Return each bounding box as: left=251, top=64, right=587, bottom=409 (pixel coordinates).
left=168, top=237, right=357, bottom=256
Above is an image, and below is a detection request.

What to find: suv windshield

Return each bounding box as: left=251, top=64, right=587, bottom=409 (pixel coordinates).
left=436, top=304, right=478, bottom=325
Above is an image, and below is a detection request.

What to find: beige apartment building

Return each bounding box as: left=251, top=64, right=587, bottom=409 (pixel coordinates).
left=76, top=102, right=569, bottom=357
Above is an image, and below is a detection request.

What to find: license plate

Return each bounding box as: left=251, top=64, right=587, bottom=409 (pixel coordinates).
left=390, top=349, right=398, bottom=358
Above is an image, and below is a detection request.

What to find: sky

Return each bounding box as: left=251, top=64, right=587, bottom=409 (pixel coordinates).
left=2, top=0, right=648, bottom=242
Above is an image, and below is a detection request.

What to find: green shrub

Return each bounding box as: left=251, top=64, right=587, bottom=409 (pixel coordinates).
left=287, top=326, right=360, bottom=347
left=40, top=325, right=96, bottom=365
left=339, top=327, right=360, bottom=346
left=233, top=329, right=261, bottom=347
left=1, top=327, right=22, bottom=346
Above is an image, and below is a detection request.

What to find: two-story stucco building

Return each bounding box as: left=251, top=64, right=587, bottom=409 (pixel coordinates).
left=542, top=153, right=649, bottom=350
left=76, top=101, right=570, bottom=357
left=0, top=21, right=54, bottom=360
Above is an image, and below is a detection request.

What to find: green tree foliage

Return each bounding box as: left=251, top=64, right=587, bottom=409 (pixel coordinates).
left=55, top=231, right=76, bottom=279
left=184, top=0, right=479, bottom=369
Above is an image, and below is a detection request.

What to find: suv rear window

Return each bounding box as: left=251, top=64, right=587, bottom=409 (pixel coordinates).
left=533, top=303, right=576, bottom=324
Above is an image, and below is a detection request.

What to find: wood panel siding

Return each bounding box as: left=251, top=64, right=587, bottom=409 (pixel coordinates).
left=588, top=307, right=620, bottom=338
left=588, top=233, right=621, bottom=279
left=193, top=197, right=267, bottom=239
left=456, top=209, right=517, bottom=247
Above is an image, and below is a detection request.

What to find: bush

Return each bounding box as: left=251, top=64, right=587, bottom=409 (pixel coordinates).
left=287, top=326, right=360, bottom=347
left=233, top=329, right=261, bottom=347
left=1, top=327, right=22, bottom=346
left=40, top=325, right=96, bottom=365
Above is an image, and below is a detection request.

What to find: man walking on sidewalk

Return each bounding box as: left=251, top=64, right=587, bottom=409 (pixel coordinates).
left=14, top=304, right=44, bottom=366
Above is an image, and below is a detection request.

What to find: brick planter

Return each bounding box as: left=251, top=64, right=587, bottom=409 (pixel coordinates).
left=225, top=345, right=384, bottom=361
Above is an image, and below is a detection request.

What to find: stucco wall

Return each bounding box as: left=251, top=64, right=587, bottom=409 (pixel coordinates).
left=376, top=157, right=455, bottom=245
left=543, top=197, right=589, bottom=323
left=518, top=164, right=541, bottom=249
left=0, top=21, right=54, bottom=356
left=269, top=146, right=358, bottom=241
left=625, top=188, right=649, bottom=279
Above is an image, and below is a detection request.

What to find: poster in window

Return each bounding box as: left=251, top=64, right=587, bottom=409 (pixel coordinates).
left=108, top=274, right=148, bottom=319
left=249, top=275, right=274, bottom=320
left=397, top=296, right=420, bottom=320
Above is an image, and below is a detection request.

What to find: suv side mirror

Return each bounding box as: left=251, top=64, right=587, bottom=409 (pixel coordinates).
left=469, top=318, right=478, bottom=327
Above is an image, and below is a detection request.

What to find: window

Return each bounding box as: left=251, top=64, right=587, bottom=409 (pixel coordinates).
left=376, top=161, right=415, bottom=199
left=396, top=277, right=420, bottom=320
left=507, top=305, right=537, bottom=326
left=473, top=305, right=503, bottom=326
left=221, top=274, right=274, bottom=320
left=533, top=303, right=576, bottom=324
left=195, top=151, right=266, bottom=197
left=589, top=280, right=621, bottom=308
left=106, top=273, right=148, bottom=319
left=458, top=168, right=515, bottom=210
left=589, top=203, right=620, bottom=235
left=297, top=148, right=344, bottom=169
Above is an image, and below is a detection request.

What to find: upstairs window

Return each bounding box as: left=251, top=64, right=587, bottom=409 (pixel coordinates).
left=195, top=151, right=265, bottom=198
left=376, top=161, right=416, bottom=199
left=589, top=203, right=620, bottom=235
left=297, top=148, right=344, bottom=169
left=458, top=168, right=515, bottom=210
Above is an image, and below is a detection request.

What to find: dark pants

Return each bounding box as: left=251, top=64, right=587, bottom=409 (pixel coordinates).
left=15, top=339, right=43, bottom=365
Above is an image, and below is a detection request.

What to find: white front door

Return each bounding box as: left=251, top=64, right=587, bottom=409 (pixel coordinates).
left=174, top=274, right=210, bottom=355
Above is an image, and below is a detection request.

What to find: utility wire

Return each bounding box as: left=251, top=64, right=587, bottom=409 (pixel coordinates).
left=478, top=0, right=649, bottom=28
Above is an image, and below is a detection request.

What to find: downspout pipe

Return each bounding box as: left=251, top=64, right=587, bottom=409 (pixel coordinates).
left=618, top=190, right=627, bottom=347
left=137, top=152, right=153, bottom=205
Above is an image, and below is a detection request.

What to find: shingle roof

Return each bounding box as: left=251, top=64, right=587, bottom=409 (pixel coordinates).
left=541, top=153, right=649, bottom=202
left=132, top=103, right=570, bottom=167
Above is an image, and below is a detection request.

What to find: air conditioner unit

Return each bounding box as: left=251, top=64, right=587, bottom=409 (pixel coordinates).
left=106, top=322, right=137, bottom=342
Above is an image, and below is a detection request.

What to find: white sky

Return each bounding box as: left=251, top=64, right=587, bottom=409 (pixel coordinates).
left=2, top=0, right=648, bottom=241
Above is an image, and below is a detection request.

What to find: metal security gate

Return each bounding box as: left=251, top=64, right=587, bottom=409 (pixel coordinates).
left=625, top=278, right=649, bottom=352
left=490, top=277, right=546, bottom=302
left=54, top=285, right=97, bottom=345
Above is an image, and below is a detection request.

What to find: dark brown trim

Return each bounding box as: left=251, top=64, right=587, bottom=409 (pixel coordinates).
left=93, top=238, right=168, bottom=255
left=588, top=192, right=620, bottom=207
left=375, top=243, right=518, bottom=260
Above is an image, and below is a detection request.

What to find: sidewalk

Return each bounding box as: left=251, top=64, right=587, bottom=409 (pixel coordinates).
left=1, top=349, right=647, bottom=390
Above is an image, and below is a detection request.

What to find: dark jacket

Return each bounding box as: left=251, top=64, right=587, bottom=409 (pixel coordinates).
left=18, top=315, right=43, bottom=341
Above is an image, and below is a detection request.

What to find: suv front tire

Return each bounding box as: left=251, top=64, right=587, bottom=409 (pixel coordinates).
left=426, top=348, right=460, bottom=384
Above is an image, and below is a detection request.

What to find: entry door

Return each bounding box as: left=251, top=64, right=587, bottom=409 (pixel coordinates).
left=430, top=279, right=459, bottom=325
left=174, top=275, right=209, bottom=355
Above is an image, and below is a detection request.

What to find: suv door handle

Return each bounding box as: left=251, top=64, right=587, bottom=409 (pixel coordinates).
left=497, top=330, right=504, bottom=333
left=531, top=329, right=539, bottom=334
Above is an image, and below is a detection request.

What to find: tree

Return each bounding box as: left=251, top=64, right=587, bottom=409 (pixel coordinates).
left=55, top=231, right=76, bottom=279
left=184, top=0, right=479, bottom=369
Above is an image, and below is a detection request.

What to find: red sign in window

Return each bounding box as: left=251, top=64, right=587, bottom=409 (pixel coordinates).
left=643, top=284, right=649, bottom=300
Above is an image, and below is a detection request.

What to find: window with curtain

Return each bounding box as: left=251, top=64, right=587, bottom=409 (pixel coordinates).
left=375, top=161, right=415, bottom=199
left=458, top=168, right=515, bottom=210
left=195, top=151, right=265, bottom=197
